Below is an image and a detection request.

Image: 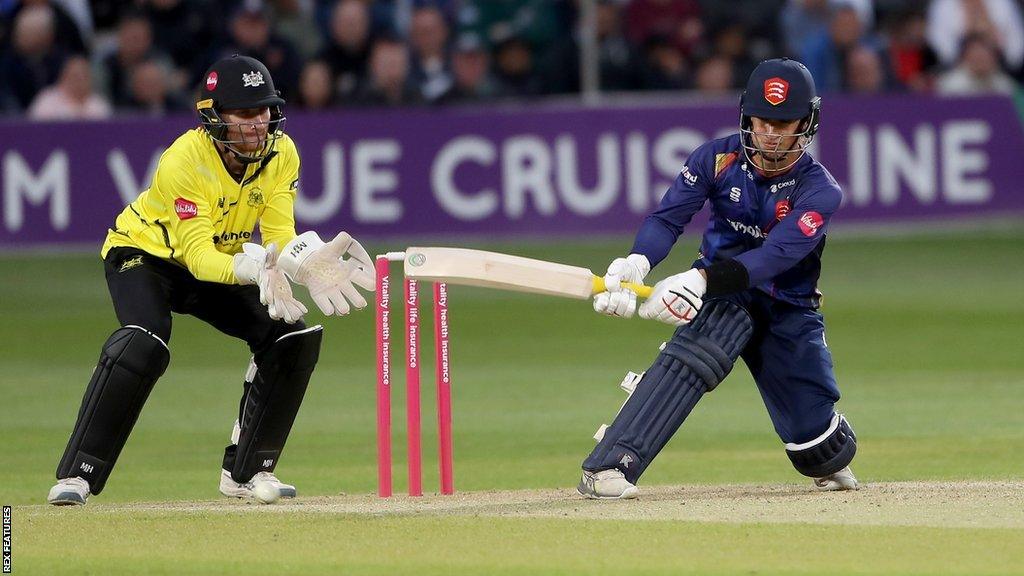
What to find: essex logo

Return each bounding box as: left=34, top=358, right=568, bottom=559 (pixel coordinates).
left=174, top=197, right=198, bottom=220
left=775, top=200, right=791, bottom=220
left=247, top=187, right=264, bottom=207
left=205, top=72, right=218, bottom=91
left=119, top=255, right=144, bottom=272
left=798, top=211, right=824, bottom=237
left=764, top=77, right=789, bottom=105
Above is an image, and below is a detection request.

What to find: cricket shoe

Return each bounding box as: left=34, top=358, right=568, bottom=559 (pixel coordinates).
left=220, top=470, right=297, bottom=499
left=813, top=466, right=859, bottom=491
left=48, top=477, right=90, bottom=506
left=577, top=469, right=640, bottom=499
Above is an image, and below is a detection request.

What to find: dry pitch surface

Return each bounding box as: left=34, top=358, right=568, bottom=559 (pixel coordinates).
left=82, top=480, right=1023, bottom=529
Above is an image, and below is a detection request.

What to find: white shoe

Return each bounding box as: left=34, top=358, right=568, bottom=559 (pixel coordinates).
left=577, top=469, right=640, bottom=499
left=814, top=466, right=859, bottom=491
left=48, top=477, right=90, bottom=506
left=219, top=469, right=297, bottom=499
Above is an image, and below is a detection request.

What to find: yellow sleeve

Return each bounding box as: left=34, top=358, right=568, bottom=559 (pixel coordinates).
left=157, top=154, right=238, bottom=284
left=259, top=140, right=300, bottom=249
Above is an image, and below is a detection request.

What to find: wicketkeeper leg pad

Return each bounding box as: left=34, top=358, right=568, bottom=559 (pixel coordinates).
left=56, top=325, right=170, bottom=494
left=785, top=413, right=857, bottom=477
left=231, top=325, right=323, bottom=483
left=583, top=299, right=752, bottom=484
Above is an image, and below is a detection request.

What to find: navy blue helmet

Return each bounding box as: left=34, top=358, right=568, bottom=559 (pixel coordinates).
left=739, top=58, right=820, bottom=170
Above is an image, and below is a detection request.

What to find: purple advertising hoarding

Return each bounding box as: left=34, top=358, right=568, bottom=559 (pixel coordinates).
left=1, top=94, right=1022, bottom=247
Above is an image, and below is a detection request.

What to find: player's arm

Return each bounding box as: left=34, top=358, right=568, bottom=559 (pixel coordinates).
left=594, top=147, right=712, bottom=319
left=259, top=142, right=300, bottom=249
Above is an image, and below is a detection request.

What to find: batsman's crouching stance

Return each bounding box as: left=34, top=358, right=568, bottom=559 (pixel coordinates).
left=48, top=55, right=375, bottom=506
left=582, top=58, right=858, bottom=499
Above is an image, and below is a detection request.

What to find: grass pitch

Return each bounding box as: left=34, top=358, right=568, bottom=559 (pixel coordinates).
left=2, top=227, right=1023, bottom=574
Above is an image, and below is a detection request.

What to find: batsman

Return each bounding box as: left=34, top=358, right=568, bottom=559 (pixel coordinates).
left=48, top=55, right=375, bottom=505
left=581, top=58, right=858, bottom=499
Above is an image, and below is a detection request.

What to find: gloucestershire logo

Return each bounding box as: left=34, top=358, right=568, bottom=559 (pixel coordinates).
left=247, top=187, right=264, bottom=207
left=242, top=70, right=265, bottom=87
left=408, top=253, right=426, bottom=267
left=763, top=77, right=789, bottom=105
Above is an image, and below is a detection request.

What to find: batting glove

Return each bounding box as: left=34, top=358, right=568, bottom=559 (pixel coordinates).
left=593, top=254, right=650, bottom=318
left=638, top=269, right=706, bottom=326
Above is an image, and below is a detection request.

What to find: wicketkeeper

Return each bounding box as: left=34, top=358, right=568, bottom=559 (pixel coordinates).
left=48, top=55, right=375, bottom=505
left=582, top=58, right=858, bottom=498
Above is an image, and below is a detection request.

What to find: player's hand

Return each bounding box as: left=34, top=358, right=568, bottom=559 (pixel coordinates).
left=233, top=243, right=307, bottom=324
left=279, top=231, right=376, bottom=316
left=593, top=254, right=650, bottom=318
left=638, top=269, right=706, bottom=326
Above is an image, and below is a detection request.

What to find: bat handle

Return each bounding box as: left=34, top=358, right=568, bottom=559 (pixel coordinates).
left=591, top=276, right=653, bottom=299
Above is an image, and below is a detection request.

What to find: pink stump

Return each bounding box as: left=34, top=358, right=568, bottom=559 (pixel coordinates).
left=434, top=283, right=454, bottom=495
left=404, top=278, right=422, bottom=496
left=375, top=256, right=392, bottom=498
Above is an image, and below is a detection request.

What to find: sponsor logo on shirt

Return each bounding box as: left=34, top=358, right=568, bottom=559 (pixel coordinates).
left=727, top=218, right=765, bottom=239
left=174, top=198, right=198, bottom=220
left=764, top=77, right=789, bottom=105
left=680, top=165, right=698, bottom=187
left=770, top=178, right=796, bottom=194
left=213, top=230, right=253, bottom=244
left=729, top=187, right=741, bottom=202
left=798, top=211, right=824, bottom=237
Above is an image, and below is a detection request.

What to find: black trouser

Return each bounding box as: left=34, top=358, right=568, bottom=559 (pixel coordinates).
left=104, top=247, right=303, bottom=353
left=56, top=247, right=307, bottom=490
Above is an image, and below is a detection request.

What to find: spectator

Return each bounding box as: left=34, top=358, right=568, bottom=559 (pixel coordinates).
left=693, top=55, right=735, bottom=94
left=6, top=0, right=88, bottom=55
left=625, top=0, right=703, bottom=58
left=267, top=0, right=324, bottom=60
left=439, top=32, right=501, bottom=104
left=219, top=1, right=303, bottom=101
left=99, top=11, right=175, bottom=108
left=937, top=33, right=1017, bottom=94
left=884, top=10, right=939, bottom=92
left=28, top=56, right=111, bottom=120
left=296, top=59, right=336, bottom=109
left=144, top=0, right=220, bottom=83
left=492, top=33, right=540, bottom=97
left=317, top=0, right=372, bottom=101
left=845, top=45, right=888, bottom=92
left=122, top=59, right=190, bottom=115
left=801, top=3, right=880, bottom=91
left=780, top=0, right=830, bottom=57
left=409, top=5, right=453, bottom=102
left=540, top=0, right=643, bottom=94
left=640, top=34, right=690, bottom=90
left=0, top=4, right=67, bottom=111
left=352, top=36, right=422, bottom=107
left=710, top=22, right=758, bottom=87
left=927, top=0, right=1024, bottom=74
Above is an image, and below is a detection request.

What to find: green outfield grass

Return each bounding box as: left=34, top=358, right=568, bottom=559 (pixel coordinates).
left=2, top=228, right=1023, bottom=574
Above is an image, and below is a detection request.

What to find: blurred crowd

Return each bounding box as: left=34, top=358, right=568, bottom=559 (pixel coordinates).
left=2, top=0, right=1023, bottom=121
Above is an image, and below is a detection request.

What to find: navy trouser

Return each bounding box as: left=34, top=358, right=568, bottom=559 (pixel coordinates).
left=726, top=289, right=840, bottom=444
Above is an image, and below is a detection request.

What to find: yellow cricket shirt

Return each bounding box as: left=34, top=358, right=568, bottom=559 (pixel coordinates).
left=101, top=128, right=300, bottom=284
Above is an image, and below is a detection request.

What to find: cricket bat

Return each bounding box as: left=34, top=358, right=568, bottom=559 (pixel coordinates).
left=403, top=247, right=653, bottom=300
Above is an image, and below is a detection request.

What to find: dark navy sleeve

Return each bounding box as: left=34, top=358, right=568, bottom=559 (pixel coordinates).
left=630, top=144, right=714, bottom=268
left=735, top=179, right=842, bottom=287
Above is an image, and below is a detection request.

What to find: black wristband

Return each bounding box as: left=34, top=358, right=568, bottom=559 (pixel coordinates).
left=703, top=259, right=749, bottom=297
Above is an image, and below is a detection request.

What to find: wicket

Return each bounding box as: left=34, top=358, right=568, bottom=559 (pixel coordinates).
left=375, top=251, right=454, bottom=498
